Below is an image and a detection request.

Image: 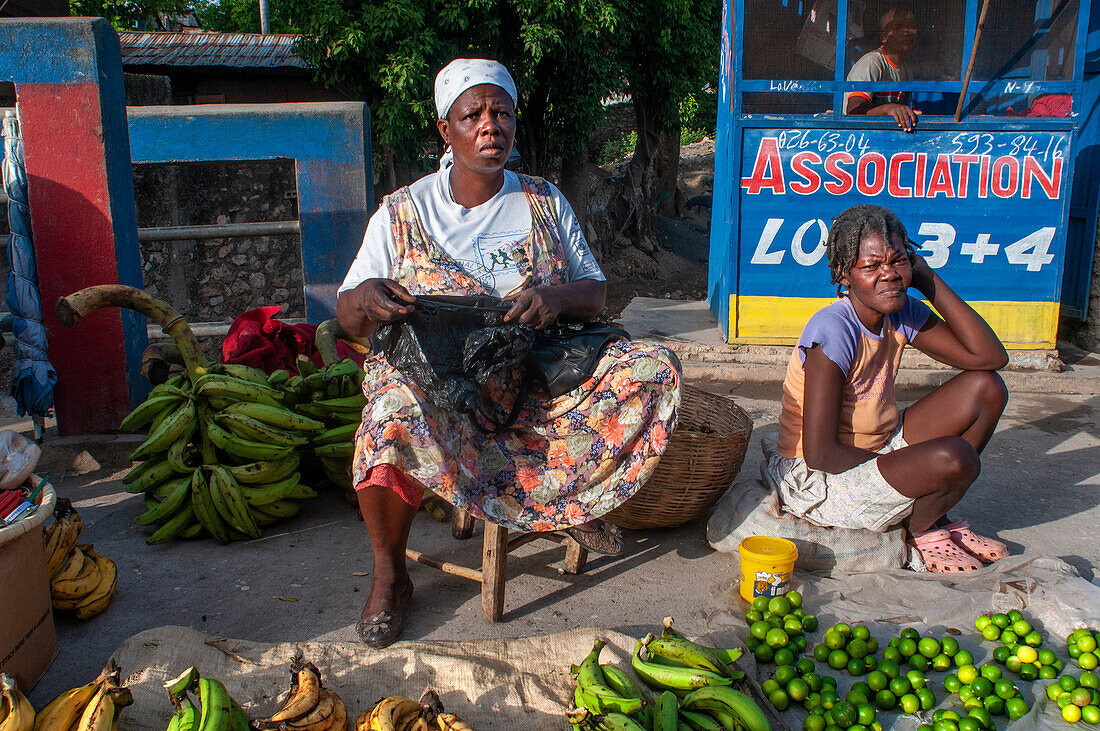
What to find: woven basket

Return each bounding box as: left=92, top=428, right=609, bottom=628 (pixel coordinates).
left=605, top=385, right=753, bottom=530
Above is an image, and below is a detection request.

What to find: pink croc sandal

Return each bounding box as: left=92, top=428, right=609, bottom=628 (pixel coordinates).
left=944, top=520, right=1009, bottom=563
left=909, top=528, right=984, bottom=573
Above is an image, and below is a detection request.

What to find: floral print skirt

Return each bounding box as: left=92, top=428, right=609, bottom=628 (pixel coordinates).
left=352, top=341, right=682, bottom=532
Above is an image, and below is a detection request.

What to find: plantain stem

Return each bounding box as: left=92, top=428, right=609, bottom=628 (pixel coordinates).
left=56, top=284, right=209, bottom=380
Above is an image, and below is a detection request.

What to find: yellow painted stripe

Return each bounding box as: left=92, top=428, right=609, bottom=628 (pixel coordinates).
left=729, top=295, right=1058, bottom=349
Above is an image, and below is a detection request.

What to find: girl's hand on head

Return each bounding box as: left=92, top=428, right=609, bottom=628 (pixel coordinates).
left=909, top=251, right=936, bottom=294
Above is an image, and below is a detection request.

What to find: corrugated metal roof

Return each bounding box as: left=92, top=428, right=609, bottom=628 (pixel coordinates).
left=118, top=31, right=309, bottom=70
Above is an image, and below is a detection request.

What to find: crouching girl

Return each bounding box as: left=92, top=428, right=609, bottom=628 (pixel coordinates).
left=769, top=204, right=1010, bottom=573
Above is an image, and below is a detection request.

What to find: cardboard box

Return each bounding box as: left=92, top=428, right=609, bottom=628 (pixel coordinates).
left=0, top=482, right=58, bottom=691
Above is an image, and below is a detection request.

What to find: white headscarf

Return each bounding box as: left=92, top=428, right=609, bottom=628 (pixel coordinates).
left=434, top=58, right=518, bottom=120
left=434, top=59, right=518, bottom=170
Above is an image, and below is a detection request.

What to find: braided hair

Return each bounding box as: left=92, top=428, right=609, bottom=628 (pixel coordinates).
left=826, top=205, right=915, bottom=296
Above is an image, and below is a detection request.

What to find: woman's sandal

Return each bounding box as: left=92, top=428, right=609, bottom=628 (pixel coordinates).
left=943, top=520, right=1009, bottom=563
left=356, top=579, right=413, bottom=648
left=565, top=521, right=624, bottom=557
left=908, top=528, right=983, bottom=573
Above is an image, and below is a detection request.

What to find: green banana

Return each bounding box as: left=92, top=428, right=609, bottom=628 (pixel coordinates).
left=147, top=503, right=197, bottom=545
left=710, top=648, right=743, bottom=667
left=206, top=420, right=294, bottom=460
left=195, top=374, right=283, bottom=407
left=250, top=498, right=301, bottom=519
left=166, top=429, right=193, bottom=472
left=574, top=640, right=645, bottom=715
left=285, top=482, right=318, bottom=500
left=632, top=640, right=732, bottom=691
left=236, top=473, right=301, bottom=506
left=654, top=691, right=679, bottom=731
left=226, top=453, right=301, bottom=484
left=123, top=455, right=175, bottom=486
left=601, top=665, right=647, bottom=701
left=595, top=713, right=648, bottom=731
left=131, top=400, right=196, bottom=459
left=297, top=354, right=318, bottom=376
left=707, top=708, right=738, bottom=730
left=177, top=698, right=199, bottom=731
left=313, top=442, right=354, bottom=458
left=221, top=363, right=270, bottom=384
left=134, top=473, right=191, bottom=525
left=267, top=369, right=291, bottom=386
left=229, top=701, right=250, bottom=731
left=191, top=467, right=229, bottom=545
left=680, top=687, right=770, bottom=731
left=208, top=466, right=262, bottom=539
left=150, top=382, right=191, bottom=399
left=646, top=636, right=731, bottom=677
left=220, top=401, right=325, bottom=432
left=576, top=684, right=603, bottom=714
left=324, top=358, right=362, bottom=379
left=294, top=402, right=339, bottom=421
left=314, top=394, right=367, bottom=410
left=313, top=421, right=359, bottom=446
left=214, top=412, right=309, bottom=447
left=119, top=394, right=183, bottom=432
left=197, top=678, right=232, bottom=731
left=164, top=666, right=200, bottom=703
left=678, top=710, right=723, bottom=731
left=126, top=458, right=183, bottom=493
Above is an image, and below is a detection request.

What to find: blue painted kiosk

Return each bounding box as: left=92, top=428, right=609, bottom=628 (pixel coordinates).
left=710, top=0, right=1095, bottom=350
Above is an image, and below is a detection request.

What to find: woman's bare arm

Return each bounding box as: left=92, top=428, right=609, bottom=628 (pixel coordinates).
left=335, top=278, right=416, bottom=339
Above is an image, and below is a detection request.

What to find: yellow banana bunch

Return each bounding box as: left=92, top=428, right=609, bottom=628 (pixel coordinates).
left=31, top=661, right=133, bottom=731
left=49, top=545, right=118, bottom=619
left=43, top=499, right=82, bottom=578
left=0, top=675, right=34, bottom=731
left=357, top=691, right=474, bottom=731
left=256, top=658, right=347, bottom=731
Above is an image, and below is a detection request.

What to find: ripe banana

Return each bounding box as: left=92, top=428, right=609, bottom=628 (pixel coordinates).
left=46, top=502, right=82, bottom=576
left=434, top=713, right=475, bottom=731
left=1, top=674, right=35, bottom=731
left=190, top=468, right=230, bottom=545
left=220, top=401, right=325, bottom=432
left=263, top=661, right=322, bottom=725
left=207, top=421, right=294, bottom=461
left=284, top=689, right=337, bottom=731
left=131, top=400, right=196, bottom=460
left=75, top=685, right=115, bottom=731
left=366, top=696, right=420, bottom=731
left=196, top=678, right=232, bottom=731
left=631, top=640, right=732, bottom=692
left=52, top=546, right=103, bottom=600
left=573, top=640, right=644, bottom=715
left=227, top=454, right=301, bottom=485
left=679, top=686, right=769, bottom=731
left=118, top=394, right=184, bottom=432
left=214, top=412, right=309, bottom=447
left=31, top=674, right=103, bottom=731
left=146, top=503, right=197, bottom=545
left=51, top=547, right=85, bottom=582
left=73, top=547, right=118, bottom=620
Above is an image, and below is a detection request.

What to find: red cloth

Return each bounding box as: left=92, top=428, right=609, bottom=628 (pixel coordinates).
left=355, top=464, right=424, bottom=508
left=1005, top=93, right=1071, bottom=118
left=221, top=306, right=366, bottom=373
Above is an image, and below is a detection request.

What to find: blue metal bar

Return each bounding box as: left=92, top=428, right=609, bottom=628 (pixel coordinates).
left=737, top=115, right=1076, bottom=131
left=738, top=79, right=1080, bottom=93
left=834, top=0, right=849, bottom=120
left=960, top=0, right=980, bottom=83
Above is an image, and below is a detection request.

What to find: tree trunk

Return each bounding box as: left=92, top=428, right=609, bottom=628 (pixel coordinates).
left=655, top=121, right=682, bottom=218
left=559, top=145, right=589, bottom=229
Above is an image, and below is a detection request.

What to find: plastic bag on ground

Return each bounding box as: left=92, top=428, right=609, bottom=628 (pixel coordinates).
left=0, top=430, right=40, bottom=490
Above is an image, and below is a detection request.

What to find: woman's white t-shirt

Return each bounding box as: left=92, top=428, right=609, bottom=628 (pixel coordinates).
left=338, top=168, right=604, bottom=298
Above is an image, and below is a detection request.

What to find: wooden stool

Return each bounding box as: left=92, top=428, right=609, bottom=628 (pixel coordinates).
left=405, top=507, right=589, bottom=621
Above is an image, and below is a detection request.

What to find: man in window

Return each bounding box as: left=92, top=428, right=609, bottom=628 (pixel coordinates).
left=845, top=6, right=921, bottom=132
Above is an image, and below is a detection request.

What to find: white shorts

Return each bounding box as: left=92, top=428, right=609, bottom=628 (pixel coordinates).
left=763, top=422, right=914, bottom=533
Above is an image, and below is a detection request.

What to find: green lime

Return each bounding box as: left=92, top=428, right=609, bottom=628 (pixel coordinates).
left=1049, top=681, right=1065, bottom=701
left=788, top=678, right=810, bottom=702
left=794, top=657, right=815, bottom=675
left=832, top=701, right=856, bottom=727
left=1024, top=631, right=1043, bottom=647
left=1060, top=692, right=1076, bottom=709
left=957, top=719, right=980, bottom=731
left=746, top=637, right=761, bottom=652
left=761, top=677, right=782, bottom=696
left=833, top=623, right=852, bottom=637
left=1081, top=652, right=1100, bottom=671
left=1037, top=648, right=1057, bottom=666
left=918, top=638, right=942, bottom=658
left=776, top=665, right=799, bottom=685
left=900, top=628, right=920, bottom=641
left=1005, top=697, right=1029, bottom=720
left=954, top=650, right=975, bottom=668
left=982, top=694, right=1004, bottom=716
left=909, top=654, right=930, bottom=672
left=907, top=670, right=927, bottom=689
left=883, top=646, right=903, bottom=664
left=1011, top=619, right=1032, bottom=637
left=981, top=624, right=1002, bottom=642
left=852, top=681, right=873, bottom=698
left=769, top=687, right=791, bottom=711
left=889, top=676, right=911, bottom=696
left=1082, top=635, right=1100, bottom=653
left=847, top=657, right=866, bottom=676
left=1062, top=674, right=1081, bottom=691
left=857, top=703, right=876, bottom=725
left=1081, top=672, right=1100, bottom=690
left=872, top=687, right=897, bottom=710
left=786, top=589, right=803, bottom=608
left=897, top=693, right=922, bottom=714
left=944, top=673, right=962, bottom=693
left=848, top=638, right=870, bottom=659
left=918, top=688, right=936, bottom=711
left=754, top=643, right=774, bottom=663
left=879, top=659, right=901, bottom=679
left=793, top=635, right=808, bottom=653
left=991, top=614, right=1011, bottom=629
left=1039, top=665, right=1057, bottom=679
left=899, top=638, right=918, bottom=657
left=851, top=624, right=870, bottom=641
left=994, top=678, right=1016, bottom=699
left=802, top=615, right=819, bottom=633
left=1064, top=704, right=1083, bottom=723
left=824, top=630, right=845, bottom=650
left=932, top=722, right=957, bottom=731
left=803, top=714, right=826, bottom=731
left=828, top=649, right=849, bottom=670
left=1007, top=610, right=1024, bottom=623
left=1000, top=629, right=1019, bottom=646
left=968, top=707, right=994, bottom=729
left=814, top=643, right=830, bottom=662
left=1081, top=705, right=1100, bottom=724
left=976, top=615, right=992, bottom=631
left=775, top=648, right=796, bottom=666
left=750, top=620, right=770, bottom=640
left=1005, top=656, right=1023, bottom=673
left=941, top=636, right=960, bottom=657
left=932, top=654, right=952, bottom=672
left=846, top=689, right=870, bottom=706
left=979, top=664, right=1002, bottom=681
left=971, top=677, right=993, bottom=698
left=745, top=609, right=764, bottom=624
left=958, top=664, right=980, bottom=685
left=865, top=670, right=887, bottom=692
left=768, top=596, right=792, bottom=616
left=766, top=628, right=790, bottom=648
left=992, top=646, right=1011, bottom=664
left=1073, top=688, right=1094, bottom=708
left=1071, top=644, right=1084, bottom=659
left=803, top=672, right=823, bottom=692
left=822, top=675, right=838, bottom=689
left=863, top=655, right=878, bottom=672
left=959, top=685, right=974, bottom=703
left=1018, top=663, right=1039, bottom=682
left=784, top=616, right=804, bottom=636
left=752, top=595, right=770, bottom=612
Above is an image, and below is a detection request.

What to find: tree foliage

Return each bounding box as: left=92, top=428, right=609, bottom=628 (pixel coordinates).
left=69, top=0, right=190, bottom=29
left=193, top=0, right=296, bottom=33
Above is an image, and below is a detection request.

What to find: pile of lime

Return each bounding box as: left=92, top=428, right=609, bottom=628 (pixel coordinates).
left=744, top=591, right=818, bottom=666
left=976, top=612, right=1063, bottom=680
left=1068, top=629, right=1100, bottom=671
left=1045, top=672, right=1100, bottom=724
left=917, top=707, right=1000, bottom=731
left=812, top=623, right=883, bottom=677
left=941, top=661, right=1030, bottom=722
left=883, top=629, right=962, bottom=674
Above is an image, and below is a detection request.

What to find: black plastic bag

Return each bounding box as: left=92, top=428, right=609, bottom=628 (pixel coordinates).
left=374, top=295, right=534, bottom=431
left=529, top=322, right=630, bottom=398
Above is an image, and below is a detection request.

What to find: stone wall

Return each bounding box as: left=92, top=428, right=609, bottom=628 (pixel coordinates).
left=131, top=159, right=304, bottom=324
left=1064, top=222, right=1100, bottom=352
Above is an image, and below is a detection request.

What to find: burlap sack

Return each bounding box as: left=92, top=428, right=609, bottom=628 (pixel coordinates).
left=109, top=626, right=637, bottom=731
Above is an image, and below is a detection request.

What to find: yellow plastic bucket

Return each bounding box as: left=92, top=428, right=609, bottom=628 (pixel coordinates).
left=738, top=536, right=798, bottom=602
